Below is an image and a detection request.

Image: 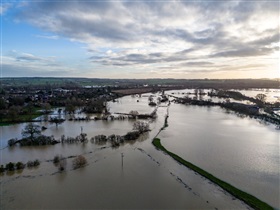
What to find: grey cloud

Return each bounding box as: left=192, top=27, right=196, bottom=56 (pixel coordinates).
left=17, top=1, right=138, bottom=43
left=183, top=62, right=214, bottom=66
left=57, top=14, right=135, bottom=42
left=17, top=0, right=278, bottom=47
left=249, top=32, right=279, bottom=46
left=13, top=52, right=55, bottom=63
left=11, top=0, right=279, bottom=76
left=211, top=47, right=277, bottom=58
left=91, top=48, right=196, bottom=66
left=16, top=54, right=46, bottom=62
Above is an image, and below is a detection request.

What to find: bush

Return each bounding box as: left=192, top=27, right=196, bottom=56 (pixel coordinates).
left=0, top=165, right=5, bottom=173
left=53, top=155, right=60, bottom=164
left=16, top=162, right=25, bottom=170
left=59, top=158, right=67, bottom=171
left=133, top=121, right=150, bottom=133
left=8, top=138, right=17, bottom=147
left=72, top=155, right=87, bottom=169
left=34, top=159, right=40, bottom=166
left=53, top=155, right=66, bottom=171
left=27, top=159, right=40, bottom=168
left=123, top=131, right=140, bottom=140
left=27, top=161, right=34, bottom=167
left=6, top=162, right=15, bottom=171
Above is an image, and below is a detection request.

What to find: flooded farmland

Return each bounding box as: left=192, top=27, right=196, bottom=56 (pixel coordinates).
left=0, top=90, right=279, bottom=209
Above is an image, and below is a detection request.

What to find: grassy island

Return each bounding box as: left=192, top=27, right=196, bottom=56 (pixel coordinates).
left=152, top=138, right=273, bottom=210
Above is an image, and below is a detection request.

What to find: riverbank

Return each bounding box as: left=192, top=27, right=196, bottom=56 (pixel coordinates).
left=152, top=138, right=273, bottom=210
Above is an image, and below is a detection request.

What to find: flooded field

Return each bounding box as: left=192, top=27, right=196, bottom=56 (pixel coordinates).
left=158, top=104, right=279, bottom=208
left=0, top=90, right=279, bottom=209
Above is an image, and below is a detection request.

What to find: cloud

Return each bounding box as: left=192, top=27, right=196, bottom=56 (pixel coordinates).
left=90, top=48, right=198, bottom=67
left=249, top=31, right=279, bottom=46
left=35, top=35, right=59, bottom=40
left=182, top=62, right=214, bottom=66
left=16, top=53, right=50, bottom=62
left=0, top=3, right=11, bottom=15
left=211, top=47, right=277, bottom=58
left=7, top=51, right=56, bottom=63
left=7, top=0, right=279, bottom=78
left=1, top=54, right=77, bottom=77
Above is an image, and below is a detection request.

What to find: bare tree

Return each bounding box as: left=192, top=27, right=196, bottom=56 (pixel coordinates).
left=21, top=123, right=41, bottom=141
left=53, top=155, right=67, bottom=171
left=255, top=94, right=267, bottom=103
left=133, top=121, right=150, bottom=133
left=148, top=95, right=154, bottom=102
left=129, top=110, right=139, bottom=116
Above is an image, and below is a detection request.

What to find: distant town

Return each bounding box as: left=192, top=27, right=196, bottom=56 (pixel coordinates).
left=0, top=78, right=279, bottom=126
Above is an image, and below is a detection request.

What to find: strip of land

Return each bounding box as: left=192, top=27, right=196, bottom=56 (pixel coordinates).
left=152, top=138, right=273, bottom=210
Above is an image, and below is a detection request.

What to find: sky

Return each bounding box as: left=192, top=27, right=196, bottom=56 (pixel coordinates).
left=0, top=0, right=279, bottom=79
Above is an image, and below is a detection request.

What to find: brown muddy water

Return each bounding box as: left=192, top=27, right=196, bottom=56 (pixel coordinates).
left=0, top=92, right=278, bottom=209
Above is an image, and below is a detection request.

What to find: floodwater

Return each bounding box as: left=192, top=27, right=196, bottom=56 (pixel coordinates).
left=237, top=88, right=280, bottom=103
left=0, top=91, right=278, bottom=209
left=158, top=104, right=280, bottom=209
left=166, top=88, right=280, bottom=103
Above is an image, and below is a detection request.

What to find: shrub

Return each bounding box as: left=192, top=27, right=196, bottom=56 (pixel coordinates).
left=16, top=162, right=25, bottom=170
left=8, top=138, right=17, bottom=147
left=53, top=155, right=66, bottom=171
left=27, top=159, right=40, bottom=168
left=123, top=131, right=140, bottom=140
left=72, top=155, right=87, bottom=169
left=53, top=155, right=60, bottom=164
left=34, top=159, right=40, bottom=166
left=0, top=165, right=5, bottom=173
left=133, top=121, right=150, bottom=133
left=27, top=161, right=34, bottom=167
left=6, top=162, right=15, bottom=171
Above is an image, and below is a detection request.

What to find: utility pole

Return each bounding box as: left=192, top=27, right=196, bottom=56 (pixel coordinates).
left=121, top=153, right=124, bottom=168
left=81, top=126, right=83, bottom=134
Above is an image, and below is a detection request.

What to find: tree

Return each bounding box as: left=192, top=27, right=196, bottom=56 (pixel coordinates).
left=42, top=103, right=51, bottom=114
left=21, top=123, right=41, bottom=141
left=8, top=106, right=20, bottom=121
left=129, top=110, right=139, bottom=116
left=79, top=133, right=88, bottom=142
left=8, top=138, right=17, bottom=147
left=6, top=162, right=15, bottom=171
left=16, top=162, right=25, bottom=170
left=25, top=103, right=35, bottom=115
left=148, top=95, right=154, bottom=102
left=65, top=103, right=76, bottom=114
left=58, top=108, right=63, bottom=115
left=255, top=94, right=267, bottom=103
left=53, top=155, right=67, bottom=171
left=133, top=121, right=150, bottom=133
left=0, top=98, right=6, bottom=110
left=84, top=99, right=105, bottom=113
left=50, top=117, right=65, bottom=127
left=0, top=165, right=5, bottom=173
left=194, top=89, right=199, bottom=96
